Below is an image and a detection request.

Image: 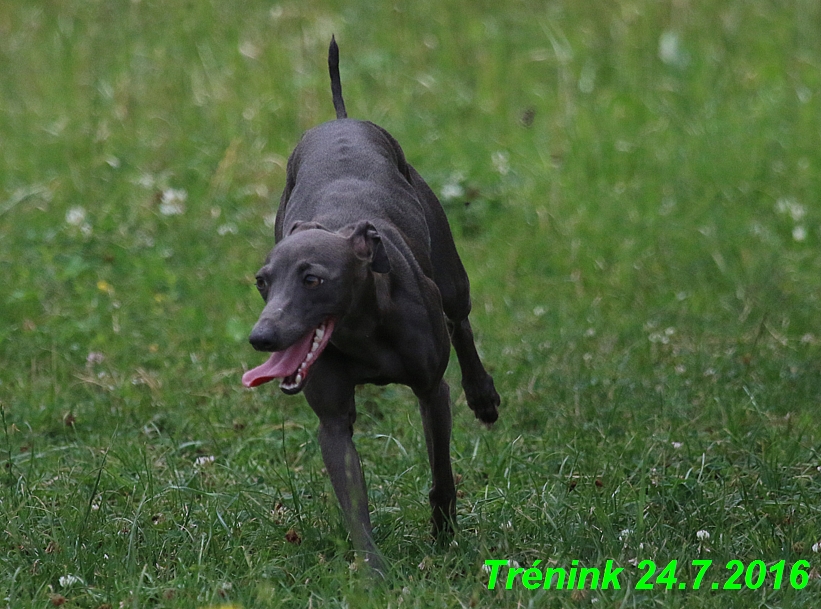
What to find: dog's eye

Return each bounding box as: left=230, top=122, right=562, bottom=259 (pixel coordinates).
left=255, top=277, right=267, bottom=291
left=303, top=274, right=323, bottom=288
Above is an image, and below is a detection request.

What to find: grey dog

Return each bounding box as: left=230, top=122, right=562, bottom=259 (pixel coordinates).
left=242, top=37, right=500, bottom=573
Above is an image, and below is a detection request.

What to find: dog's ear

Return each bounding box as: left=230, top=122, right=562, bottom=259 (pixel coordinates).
left=287, top=220, right=327, bottom=235
left=347, top=221, right=391, bottom=274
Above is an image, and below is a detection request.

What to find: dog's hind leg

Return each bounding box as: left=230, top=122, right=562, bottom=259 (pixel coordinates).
left=407, top=168, right=500, bottom=424
left=447, top=316, right=500, bottom=425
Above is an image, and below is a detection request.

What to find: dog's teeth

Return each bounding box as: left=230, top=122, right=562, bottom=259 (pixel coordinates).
left=311, top=340, right=320, bottom=352
left=305, top=352, right=313, bottom=362
left=295, top=373, right=302, bottom=384
left=315, top=326, right=325, bottom=340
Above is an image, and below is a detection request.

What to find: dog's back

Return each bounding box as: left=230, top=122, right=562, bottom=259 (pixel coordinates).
left=275, top=39, right=434, bottom=267
left=277, top=120, right=427, bottom=241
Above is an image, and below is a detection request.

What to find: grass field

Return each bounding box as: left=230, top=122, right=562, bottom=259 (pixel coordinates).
left=1, top=1, right=820, bottom=607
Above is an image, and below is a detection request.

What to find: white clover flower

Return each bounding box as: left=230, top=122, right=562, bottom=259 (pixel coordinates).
left=658, top=31, right=686, bottom=66
left=441, top=182, right=464, bottom=201
left=792, top=225, right=807, bottom=242
left=440, top=172, right=466, bottom=201
left=159, top=202, right=185, bottom=216
left=159, top=188, right=187, bottom=216
left=136, top=173, right=156, bottom=188
left=696, top=530, right=710, bottom=541
left=59, top=574, right=83, bottom=587
left=86, top=352, right=105, bottom=365
left=65, top=206, right=86, bottom=226
left=194, top=455, right=215, bottom=467
left=491, top=151, right=510, bottom=176
left=775, top=197, right=806, bottom=221
left=671, top=441, right=683, bottom=449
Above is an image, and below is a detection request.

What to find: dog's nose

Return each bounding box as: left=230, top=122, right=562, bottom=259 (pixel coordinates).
left=249, top=322, right=278, bottom=352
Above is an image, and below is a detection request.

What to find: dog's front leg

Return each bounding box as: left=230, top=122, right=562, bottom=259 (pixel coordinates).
left=415, top=380, right=457, bottom=538
left=317, top=414, right=385, bottom=572
left=304, top=361, right=386, bottom=575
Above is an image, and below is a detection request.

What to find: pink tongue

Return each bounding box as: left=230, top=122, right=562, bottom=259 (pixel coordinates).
left=242, top=329, right=315, bottom=388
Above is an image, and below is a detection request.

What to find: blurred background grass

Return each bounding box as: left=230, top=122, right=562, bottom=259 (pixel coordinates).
left=1, top=1, right=820, bottom=607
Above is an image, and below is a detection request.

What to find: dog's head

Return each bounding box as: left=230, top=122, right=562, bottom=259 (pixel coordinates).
left=242, top=220, right=390, bottom=394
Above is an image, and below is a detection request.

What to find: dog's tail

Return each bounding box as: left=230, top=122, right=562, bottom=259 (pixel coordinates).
left=328, top=35, right=347, bottom=119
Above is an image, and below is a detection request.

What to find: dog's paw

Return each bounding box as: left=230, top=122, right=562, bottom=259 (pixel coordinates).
left=430, top=504, right=457, bottom=541
left=363, top=551, right=389, bottom=580
left=464, top=375, right=500, bottom=425
left=428, top=486, right=457, bottom=540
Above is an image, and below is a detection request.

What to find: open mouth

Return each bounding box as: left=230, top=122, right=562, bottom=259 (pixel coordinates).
left=242, top=318, right=335, bottom=394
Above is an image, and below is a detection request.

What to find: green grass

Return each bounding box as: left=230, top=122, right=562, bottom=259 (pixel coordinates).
left=1, top=1, right=821, bottom=607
